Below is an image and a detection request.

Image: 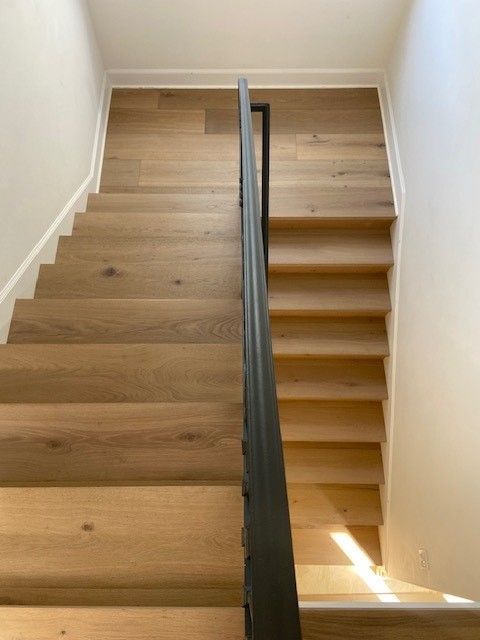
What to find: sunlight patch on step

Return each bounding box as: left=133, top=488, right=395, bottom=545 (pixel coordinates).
left=330, top=531, right=400, bottom=603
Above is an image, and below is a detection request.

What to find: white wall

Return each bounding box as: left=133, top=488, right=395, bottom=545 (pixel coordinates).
left=0, top=0, right=105, bottom=339
left=385, top=0, right=480, bottom=600
left=87, top=0, right=408, bottom=70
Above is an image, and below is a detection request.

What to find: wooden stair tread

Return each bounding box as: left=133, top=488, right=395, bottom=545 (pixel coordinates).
left=292, top=525, right=381, bottom=566
left=300, top=608, right=480, bottom=640
left=284, top=443, right=384, bottom=485
left=279, top=401, right=386, bottom=443
left=87, top=191, right=240, bottom=214
left=0, top=344, right=242, bottom=403
left=272, top=318, right=388, bottom=358
left=0, top=486, right=243, bottom=594
left=72, top=211, right=238, bottom=238
left=56, top=236, right=240, bottom=264
left=0, top=403, right=242, bottom=485
left=35, top=262, right=240, bottom=299
left=269, top=274, right=391, bottom=316
left=269, top=230, right=393, bottom=273
left=275, top=358, right=387, bottom=401
left=9, top=299, right=241, bottom=344
left=288, top=484, right=382, bottom=527
left=0, top=607, right=244, bottom=640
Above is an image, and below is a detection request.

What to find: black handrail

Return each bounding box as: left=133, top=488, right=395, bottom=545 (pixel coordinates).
left=238, top=77, right=302, bottom=640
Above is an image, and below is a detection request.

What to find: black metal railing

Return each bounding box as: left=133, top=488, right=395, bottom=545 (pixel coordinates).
left=238, top=77, right=302, bottom=640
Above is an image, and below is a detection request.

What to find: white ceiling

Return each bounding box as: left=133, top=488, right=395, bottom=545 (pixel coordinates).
left=87, top=0, right=410, bottom=70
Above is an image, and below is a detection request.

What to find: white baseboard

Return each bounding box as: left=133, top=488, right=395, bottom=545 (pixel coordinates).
left=0, top=72, right=111, bottom=342
left=107, top=67, right=384, bottom=88
left=377, top=71, right=406, bottom=571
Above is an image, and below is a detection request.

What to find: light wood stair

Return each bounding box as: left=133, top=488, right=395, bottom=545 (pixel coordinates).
left=0, top=184, right=244, bottom=627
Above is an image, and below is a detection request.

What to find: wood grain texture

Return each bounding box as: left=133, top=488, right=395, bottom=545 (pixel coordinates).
left=149, top=88, right=381, bottom=110
left=87, top=192, right=239, bottom=214
left=0, top=403, right=242, bottom=485
left=279, top=401, right=386, bottom=443
left=0, top=607, right=244, bottom=640
left=55, top=236, right=241, bottom=264
left=105, top=132, right=296, bottom=160
left=0, top=587, right=241, bottom=607
left=269, top=160, right=390, bottom=189
left=35, top=261, right=240, bottom=299
left=292, top=526, right=381, bottom=566
left=296, top=133, right=386, bottom=160
left=205, top=109, right=384, bottom=134
left=268, top=187, right=395, bottom=228
left=269, top=274, right=391, bottom=317
left=9, top=299, right=241, bottom=344
left=300, top=608, right=480, bottom=640
left=275, top=358, right=387, bottom=401
left=138, top=160, right=239, bottom=188
left=0, top=344, right=242, bottom=403
left=0, top=486, right=243, bottom=591
left=72, top=211, right=239, bottom=238
left=285, top=443, right=384, bottom=484
left=107, top=108, right=206, bottom=133
left=272, top=318, right=388, bottom=359
left=269, top=230, right=393, bottom=273
left=288, top=484, right=382, bottom=527
left=110, top=89, right=160, bottom=110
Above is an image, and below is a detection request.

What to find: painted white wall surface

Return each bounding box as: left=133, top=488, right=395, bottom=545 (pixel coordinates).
left=385, top=0, right=480, bottom=600
left=0, top=0, right=104, bottom=339
left=87, top=0, right=408, bottom=70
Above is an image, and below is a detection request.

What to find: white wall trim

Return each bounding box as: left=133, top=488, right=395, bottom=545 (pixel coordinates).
left=0, top=72, right=111, bottom=341
left=377, top=70, right=407, bottom=571
left=107, top=67, right=384, bottom=88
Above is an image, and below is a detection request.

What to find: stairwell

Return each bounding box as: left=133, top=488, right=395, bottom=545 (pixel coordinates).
left=1, top=88, right=478, bottom=638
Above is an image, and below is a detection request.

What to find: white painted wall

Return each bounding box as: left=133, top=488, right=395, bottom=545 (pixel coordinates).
left=384, top=0, right=480, bottom=600
left=87, top=0, right=408, bottom=70
left=0, top=0, right=105, bottom=339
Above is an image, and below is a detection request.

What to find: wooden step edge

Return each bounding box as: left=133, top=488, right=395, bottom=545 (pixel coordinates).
left=269, top=216, right=396, bottom=230
left=269, top=308, right=391, bottom=318
left=269, top=263, right=393, bottom=275
left=273, top=348, right=389, bottom=360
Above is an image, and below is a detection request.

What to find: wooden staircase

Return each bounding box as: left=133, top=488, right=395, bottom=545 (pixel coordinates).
left=2, top=88, right=478, bottom=638
left=0, top=191, right=245, bottom=637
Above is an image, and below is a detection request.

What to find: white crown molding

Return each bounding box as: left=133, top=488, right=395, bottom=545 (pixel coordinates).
left=0, top=72, right=111, bottom=341
left=107, top=67, right=384, bottom=88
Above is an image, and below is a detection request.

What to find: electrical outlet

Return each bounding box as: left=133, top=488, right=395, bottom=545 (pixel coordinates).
left=418, top=548, right=430, bottom=569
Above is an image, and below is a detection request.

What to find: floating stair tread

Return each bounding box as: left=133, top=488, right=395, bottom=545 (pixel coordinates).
left=0, top=607, right=244, bottom=640
left=0, top=344, right=242, bottom=403
left=279, top=401, right=386, bottom=443
left=276, top=358, right=387, bottom=401
left=0, top=402, right=242, bottom=485
left=284, top=443, right=384, bottom=485
left=288, top=484, right=382, bottom=527
left=0, top=486, right=243, bottom=592
left=87, top=191, right=240, bottom=214
left=72, top=211, right=238, bottom=238
left=35, top=262, right=240, bottom=299
left=300, top=608, right=480, bottom=640
left=272, top=318, right=388, bottom=358
left=292, top=525, right=382, bottom=566
left=9, top=299, right=241, bottom=344
left=269, top=230, right=393, bottom=272
left=56, top=236, right=240, bottom=264
left=269, top=274, right=391, bottom=316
